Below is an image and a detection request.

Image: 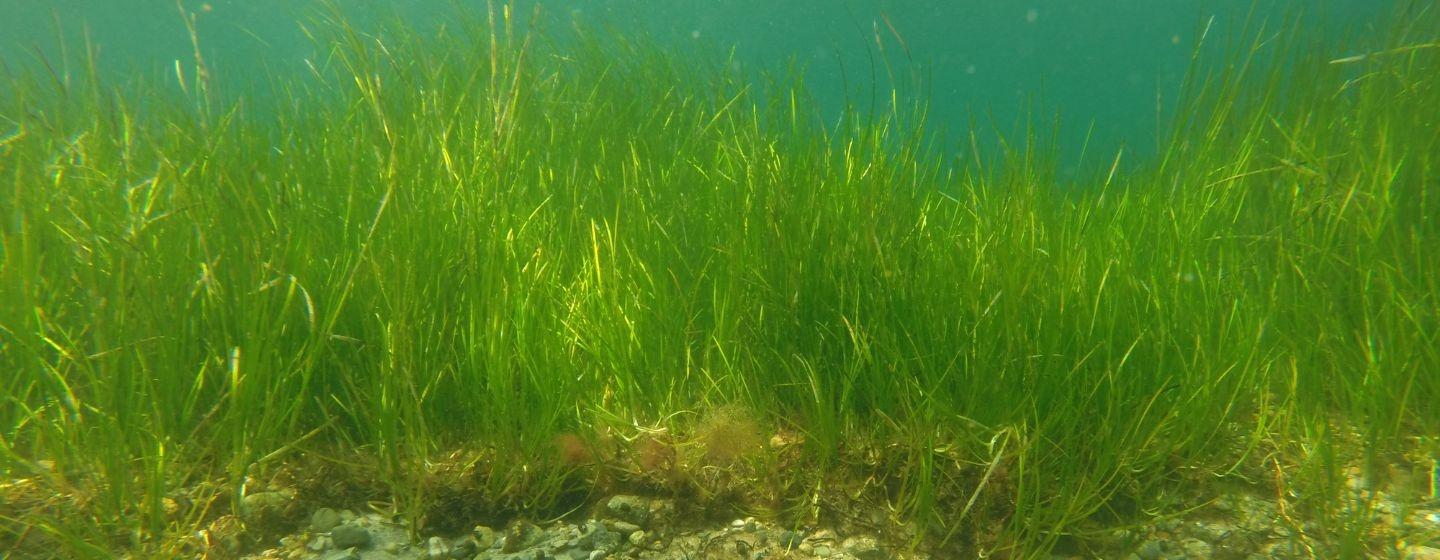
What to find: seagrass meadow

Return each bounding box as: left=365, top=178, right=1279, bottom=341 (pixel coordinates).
left=1, top=3, right=1439, bottom=559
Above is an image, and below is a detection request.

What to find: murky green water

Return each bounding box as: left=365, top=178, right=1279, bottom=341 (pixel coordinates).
left=0, top=0, right=1393, bottom=167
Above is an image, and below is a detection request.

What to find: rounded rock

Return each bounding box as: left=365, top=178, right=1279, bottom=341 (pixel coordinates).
left=1135, top=540, right=1163, bottom=560
left=330, top=524, right=371, bottom=549
left=842, top=536, right=885, bottom=560
left=606, top=520, right=641, bottom=536
left=312, top=508, right=343, bottom=533
left=1192, top=521, right=1233, bottom=543
left=323, top=549, right=361, bottom=560
left=502, top=520, right=543, bottom=553
left=450, top=537, right=479, bottom=558
left=1180, top=538, right=1212, bottom=558
left=239, top=490, right=294, bottom=520
left=474, top=525, right=499, bottom=549
left=605, top=496, right=652, bottom=527
left=427, top=536, right=449, bottom=559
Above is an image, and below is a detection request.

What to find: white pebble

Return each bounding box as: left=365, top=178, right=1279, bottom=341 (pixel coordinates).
left=427, top=536, right=448, bottom=559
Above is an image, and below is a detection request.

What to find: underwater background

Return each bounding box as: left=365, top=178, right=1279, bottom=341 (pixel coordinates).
left=0, top=0, right=1397, bottom=168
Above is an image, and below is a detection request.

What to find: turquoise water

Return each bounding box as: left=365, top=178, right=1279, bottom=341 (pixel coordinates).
left=0, top=0, right=1394, bottom=168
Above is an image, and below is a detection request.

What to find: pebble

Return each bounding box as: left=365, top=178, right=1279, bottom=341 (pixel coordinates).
left=1191, top=520, right=1233, bottom=543
left=450, top=537, right=479, bottom=558
left=239, top=490, right=294, bottom=519
left=1135, top=540, right=1163, bottom=560
left=330, top=524, right=371, bottom=549
left=427, top=535, right=448, bottom=559
left=605, top=495, right=652, bottom=527
left=1179, top=538, right=1212, bottom=558
left=475, top=525, right=498, bottom=548
left=312, top=507, right=343, bottom=533
left=503, top=520, right=543, bottom=552
left=842, top=535, right=885, bottom=560
left=575, top=520, right=620, bottom=552
left=606, top=520, right=641, bottom=535
left=248, top=480, right=1440, bottom=560
left=323, top=549, right=360, bottom=560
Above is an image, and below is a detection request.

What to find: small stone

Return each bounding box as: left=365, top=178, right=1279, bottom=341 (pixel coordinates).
left=813, top=545, right=832, bottom=557
left=475, top=525, right=498, bottom=548
left=778, top=530, right=804, bottom=549
left=577, top=521, right=620, bottom=552
left=427, top=536, right=449, bottom=559
left=842, top=536, right=885, bottom=560
left=323, top=549, right=361, bottom=560
left=649, top=498, right=677, bottom=528
left=628, top=530, right=648, bottom=546
left=732, top=518, right=747, bottom=528
left=330, top=524, right=371, bottom=549
left=312, top=508, right=343, bottom=533
left=450, top=537, right=479, bottom=558
left=1192, top=521, right=1233, bottom=543
left=239, top=490, right=294, bottom=519
left=1135, top=540, right=1163, bottom=560
left=308, top=535, right=330, bottom=552
left=1344, top=465, right=1370, bottom=491
left=606, top=521, right=641, bottom=535
left=588, top=551, right=609, bottom=560
left=606, top=496, right=652, bottom=527
left=1179, top=538, right=1212, bottom=558
left=502, top=520, right=543, bottom=553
